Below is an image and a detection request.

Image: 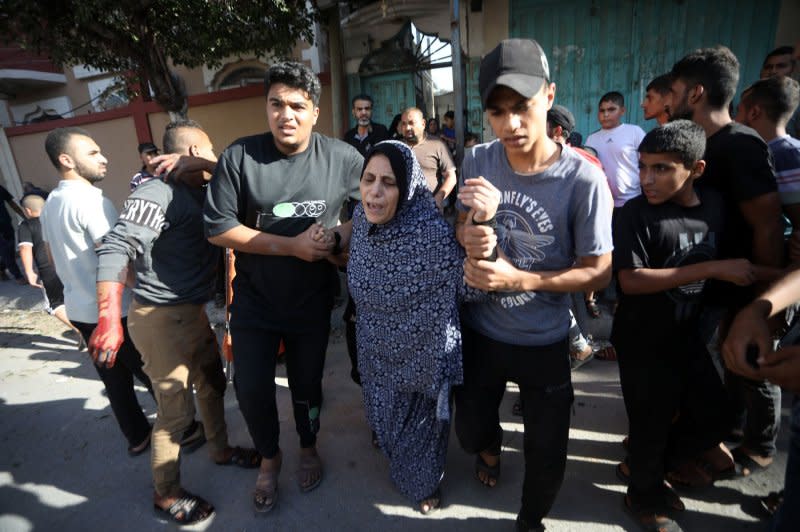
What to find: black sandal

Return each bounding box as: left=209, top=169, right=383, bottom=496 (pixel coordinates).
left=154, top=491, right=214, bottom=525
left=419, top=488, right=441, bottom=514
left=623, top=494, right=680, bottom=532
left=475, top=452, right=500, bottom=487
left=215, top=446, right=261, bottom=468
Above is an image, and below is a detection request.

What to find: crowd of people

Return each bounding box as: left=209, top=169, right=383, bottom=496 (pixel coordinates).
left=1, top=36, right=799, bottom=532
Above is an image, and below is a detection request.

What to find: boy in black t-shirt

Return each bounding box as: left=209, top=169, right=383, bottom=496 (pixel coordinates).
left=611, top=121, right=756, bottom=531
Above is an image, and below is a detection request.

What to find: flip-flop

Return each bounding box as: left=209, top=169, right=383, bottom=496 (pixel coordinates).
left=623, top=494, right=681, bottom=532
left=731, top=447, right=772, bottom=477
left=128, top=427, right=152, bottom=457
left=297, top=450, right=323, bottom=493
left=475, top=452, right=500, bottom=487
left=215, top=446, right=261, bottom=469
left=419, top=487, right=441, bottom=515
left=254, top=451, right=281, bottom=513
left=154, top=491, right=215, bottom=525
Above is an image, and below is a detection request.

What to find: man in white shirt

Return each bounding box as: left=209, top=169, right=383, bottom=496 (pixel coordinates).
left=585, top=91, right=646, bottom=208
left=41, top=127, right=161, bottom=457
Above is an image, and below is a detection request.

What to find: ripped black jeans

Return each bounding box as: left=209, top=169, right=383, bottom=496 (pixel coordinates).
left=454, top=325, right=573, bottom=528
left=231, top=324, right=329, bottom=459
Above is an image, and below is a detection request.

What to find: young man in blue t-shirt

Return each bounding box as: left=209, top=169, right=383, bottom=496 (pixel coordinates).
left=456, top=39, right=613, bottom=531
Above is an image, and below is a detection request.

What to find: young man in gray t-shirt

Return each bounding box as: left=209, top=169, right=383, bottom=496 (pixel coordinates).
left=456, top=39, right=613, bottom=531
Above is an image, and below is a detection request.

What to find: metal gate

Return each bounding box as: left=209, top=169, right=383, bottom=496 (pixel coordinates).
left=510, top=0, right=780, bottom=137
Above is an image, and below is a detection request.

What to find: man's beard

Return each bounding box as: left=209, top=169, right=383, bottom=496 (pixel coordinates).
left=75, top=160, right=105, bottom=183
left=357, top=117, right=371, bottom=127
left=405, top=133, right=419, bottom=144
left=667, top=97, right=694, bottom=122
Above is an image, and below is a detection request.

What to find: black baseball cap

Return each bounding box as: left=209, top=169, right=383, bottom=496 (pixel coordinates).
left=479, top=39, right=550, bottom=109
left=547, top=105, right=576, bottom=135
left=138, top=142, right=158, bottom=154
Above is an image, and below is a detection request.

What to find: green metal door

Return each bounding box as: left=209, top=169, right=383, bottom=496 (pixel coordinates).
left=351, top=73, right=416, bottom=131
left=510, top=0, right=780, bottom=138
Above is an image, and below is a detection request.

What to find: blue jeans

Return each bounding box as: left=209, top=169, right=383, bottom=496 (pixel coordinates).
left=772, top=396, right=800, bottom=531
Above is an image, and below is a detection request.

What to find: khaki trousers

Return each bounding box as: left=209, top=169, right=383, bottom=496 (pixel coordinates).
left=128, top=300, right=228, bottom=497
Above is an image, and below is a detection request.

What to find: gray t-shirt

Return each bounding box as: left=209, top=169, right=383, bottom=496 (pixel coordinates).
left=458, top=141, right=613, bottom=346
left=97, top=179, right=217, bottom=306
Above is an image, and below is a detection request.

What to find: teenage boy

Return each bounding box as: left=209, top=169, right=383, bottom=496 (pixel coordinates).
left=130, top=141, right=160, bottom=191
left=204, top=61, right=362, bottom=512
left=586, top=91, right=646, bottom=208
left=456, top=38, right=613, bottom=532
left=736, top=75, right=800, bottom=257
left=641, top=74, right=672, bottom=126
left=670, top=45, right=784, bottom=476
left=612, top=120, right=755, bottom=530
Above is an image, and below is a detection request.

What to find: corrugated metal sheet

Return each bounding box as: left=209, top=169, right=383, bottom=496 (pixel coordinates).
left=509, top=0, right=780, bottom=138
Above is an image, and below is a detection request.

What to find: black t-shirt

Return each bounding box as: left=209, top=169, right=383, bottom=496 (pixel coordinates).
left=17, top=217, right=58, bottom=283
left=698, top=122, right=777, bottom=259
left=697, top=122, right=777, bottom=307
left=611, top=188, right=725, bottom=346
left=205, top=132, right=362, bottom=331
left=343, top=123, right=389, bottom=157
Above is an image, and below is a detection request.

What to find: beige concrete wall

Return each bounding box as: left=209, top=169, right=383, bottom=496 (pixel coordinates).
left=8, top=116, right=141, bottom=210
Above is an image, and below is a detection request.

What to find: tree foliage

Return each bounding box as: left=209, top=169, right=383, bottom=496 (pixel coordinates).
left=0, top=0, right=318, bottom=116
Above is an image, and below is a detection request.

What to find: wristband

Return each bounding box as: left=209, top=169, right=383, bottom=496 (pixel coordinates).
left=332, top=231, right=343, bottom=256
left=472, top=215, right=497, bottom=229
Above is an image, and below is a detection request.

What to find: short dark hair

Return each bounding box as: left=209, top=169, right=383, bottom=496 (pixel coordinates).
left=638, top=119, right=706, bottom=168
left=465, top=131, right=479, bottom=144
left=741, top=76, right=800, bottom=124
left=763, top=46, right=795, bottom=67
left=444, top=110, right=455, bottom=119
left=670, top=46, right=740, bottom=109
left=599, top=91, right=624, bottom=107
left=646, top=74, right=673, bottom=96
left=163, top=119, right=205, bottom=154
left=351, top=94, right=373, bottom=107
left=264, top=61, right=321, bottom=106
left=44, top=126, right=92, bottom=169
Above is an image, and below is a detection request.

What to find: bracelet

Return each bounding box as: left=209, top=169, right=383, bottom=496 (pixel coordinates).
left=472, top=214, right=497, bottom=229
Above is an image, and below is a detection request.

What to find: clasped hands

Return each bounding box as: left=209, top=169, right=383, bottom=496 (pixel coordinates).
left=457, top=177, right=520, bottom=292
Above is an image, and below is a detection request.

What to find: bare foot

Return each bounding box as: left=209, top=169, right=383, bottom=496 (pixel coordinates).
left=477, top=450, right=499, bottom=487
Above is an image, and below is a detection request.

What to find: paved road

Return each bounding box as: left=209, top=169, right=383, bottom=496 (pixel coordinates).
left=0, top=280, right=787, bottom=531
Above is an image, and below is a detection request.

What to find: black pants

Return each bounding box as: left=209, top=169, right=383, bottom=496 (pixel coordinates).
left=0, top=230, right=21, bottom=279
left=616, top=329, right=732, bottom=506
left=73, top=319, right=154, bottom=447
left=231, top=324, right=330, bottom=459
left=454, top=325, right=573, bottom=527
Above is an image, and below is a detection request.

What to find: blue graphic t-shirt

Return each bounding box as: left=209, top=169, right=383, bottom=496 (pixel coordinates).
left=458, top=141, right=614, bottom=346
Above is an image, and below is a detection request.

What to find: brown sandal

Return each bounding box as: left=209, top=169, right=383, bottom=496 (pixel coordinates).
left=254, top=451, right=281, bottom=513
left=297, top=448, right=323, bottom=493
